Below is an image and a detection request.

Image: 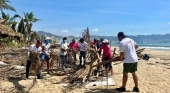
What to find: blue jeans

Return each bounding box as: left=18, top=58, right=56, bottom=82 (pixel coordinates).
left=60, top=55, right=67, bottom=70
left=79, top=51, right=87, bottom=66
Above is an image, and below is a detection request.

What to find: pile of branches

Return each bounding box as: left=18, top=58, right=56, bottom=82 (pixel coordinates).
left=82, top=27, right=91, bottom=46
left=0, top=48, right=28, bottom=79
left=65, top=47, right=146, bottom=92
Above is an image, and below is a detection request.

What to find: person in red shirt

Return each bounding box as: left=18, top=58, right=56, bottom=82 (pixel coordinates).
left=91, top=38, right=97, bottom=47
left=100, top=39, right=114, bottom=77
left=69, top=39, right=79, bottom=61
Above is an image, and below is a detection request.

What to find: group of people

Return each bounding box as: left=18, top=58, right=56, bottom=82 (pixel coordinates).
left=26, top=31, right=140, bottom=92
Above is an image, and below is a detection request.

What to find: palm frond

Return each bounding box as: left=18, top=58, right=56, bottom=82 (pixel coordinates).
left=0, top=3, right=16, bottom=12
left=33, top=18, right=41, bottom=22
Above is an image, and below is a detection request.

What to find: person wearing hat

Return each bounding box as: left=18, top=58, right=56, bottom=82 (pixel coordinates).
left=99, top=39, right=114, bottom=77
left=116, top=32, right=139, bottom=92
left=40, top=37, right=51, bottom=74
left=69, top=39, right=79, bottom=61
left=60, top=37, right=68, bottom=70
left=78, top=38, right=88, bottom=68
left=26, top=40, right=43, bottom=79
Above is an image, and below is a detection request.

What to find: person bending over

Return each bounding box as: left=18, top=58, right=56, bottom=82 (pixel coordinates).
left=26, top=40, right=42, bottom=79
left=116, top=32, right=140, bottom=92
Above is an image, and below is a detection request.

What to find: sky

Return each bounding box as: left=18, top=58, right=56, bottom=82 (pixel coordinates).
left=3, top=0, right=170, bottom=36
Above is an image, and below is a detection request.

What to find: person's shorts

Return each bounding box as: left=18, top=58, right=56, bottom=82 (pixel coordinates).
left=123, top=62, right=138, bottom=73
left=40, top=53, right=50, bottom=60
left=103, top=57, right=112, bottom=69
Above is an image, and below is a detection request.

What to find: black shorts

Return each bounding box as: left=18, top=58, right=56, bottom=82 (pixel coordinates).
left=103, top=57, right=112, bottom=69
left=123, top=62, right=138, bottom=73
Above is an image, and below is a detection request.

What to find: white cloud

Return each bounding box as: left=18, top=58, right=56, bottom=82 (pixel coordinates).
left=168, top=22, right=170, bottom=25
left=61, top=30, right=69, bottom=33
left=92, top=28, right=99, bottom=32
left=97, top=10, right=139, bottom=15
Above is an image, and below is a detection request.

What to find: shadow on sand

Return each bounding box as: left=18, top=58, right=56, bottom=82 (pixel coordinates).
left=8, top=78, right=26, bottom=93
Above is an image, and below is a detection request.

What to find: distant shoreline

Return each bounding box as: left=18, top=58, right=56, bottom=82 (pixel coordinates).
left=111, top=45, right=170, bottom=51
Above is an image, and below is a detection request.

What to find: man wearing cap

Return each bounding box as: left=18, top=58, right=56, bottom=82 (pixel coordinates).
left=26, top=40, right=42, bottom=79
left=78, top=38, right=88, bottom=68
left=60, top=37, right=68, bottom=70
left=40, top=37, right=51, bottom=74
left=69, top=39, right=79, bottom=62
left=116, top=32, right=140, bottom=92
left=99, top=39, right=114, bottom=77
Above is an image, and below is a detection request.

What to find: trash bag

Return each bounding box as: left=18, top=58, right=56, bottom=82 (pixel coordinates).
left=143, top=54, right=150, bottom=60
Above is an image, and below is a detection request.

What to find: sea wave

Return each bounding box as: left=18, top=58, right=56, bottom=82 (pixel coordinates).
left=140, top=46, right=170, bottom=50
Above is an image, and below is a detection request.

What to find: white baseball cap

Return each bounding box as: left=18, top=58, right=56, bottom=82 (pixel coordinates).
left=102, top=39, right=109, bottom=43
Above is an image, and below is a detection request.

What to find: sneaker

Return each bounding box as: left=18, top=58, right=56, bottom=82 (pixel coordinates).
left=116, top=87, right=126, bottom=92
left=132, top=87, right=140, bottom=92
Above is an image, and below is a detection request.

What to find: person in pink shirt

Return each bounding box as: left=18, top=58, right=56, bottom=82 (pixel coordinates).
left=91, top=38, right=97, bottom=47
left=69, top=39, right=79, bottom=61
left=100, top=39, right=114, bottom=77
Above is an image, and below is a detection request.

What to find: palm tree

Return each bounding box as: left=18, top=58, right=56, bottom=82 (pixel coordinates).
left=23, top=12, right=41, bottom=42
left=30, top=31, right=40, bottom=42
left=0, top=10, right=21, bottom=26
left=0, top=0, right=16, bottom=12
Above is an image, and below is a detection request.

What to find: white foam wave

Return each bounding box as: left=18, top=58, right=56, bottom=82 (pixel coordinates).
left=140, top=46, right=170, bottom=50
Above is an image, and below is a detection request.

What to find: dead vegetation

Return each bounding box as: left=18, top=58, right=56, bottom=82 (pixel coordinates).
left=0, top=28, right=146, bottom=93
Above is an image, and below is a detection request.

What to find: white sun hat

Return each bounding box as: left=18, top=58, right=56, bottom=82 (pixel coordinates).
left=102, top=39, right=109, bottom=43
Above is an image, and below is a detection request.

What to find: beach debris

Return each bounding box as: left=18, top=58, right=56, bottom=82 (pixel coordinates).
left=12, top=65, right=26, bottom=70
left=0, top=61, right=8, bottom=66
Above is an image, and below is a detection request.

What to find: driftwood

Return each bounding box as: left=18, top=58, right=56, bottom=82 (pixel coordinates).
left=92, top=48, right=145, bottom=68
left=49, top=49, right=61, bottom=72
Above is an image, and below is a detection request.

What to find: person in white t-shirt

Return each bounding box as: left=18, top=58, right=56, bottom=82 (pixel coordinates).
left=60, top=37, right=68, bottom=70
left=78, top=38, right=88, bottom=68
left=116, top=32, right=140, bottom=92
left=26, top=40, right=42, bottom=79
left=40, top=37, right=51, bottom=74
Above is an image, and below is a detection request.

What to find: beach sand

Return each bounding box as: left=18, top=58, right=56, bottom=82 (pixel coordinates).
left=0, top=47, right=170, bottom=93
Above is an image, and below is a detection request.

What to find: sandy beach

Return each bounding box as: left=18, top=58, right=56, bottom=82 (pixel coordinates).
left=0, top=47, right=170, bottom=93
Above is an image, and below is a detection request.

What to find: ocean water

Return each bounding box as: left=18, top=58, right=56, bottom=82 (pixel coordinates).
left=111, top=43, right=170, bottom=50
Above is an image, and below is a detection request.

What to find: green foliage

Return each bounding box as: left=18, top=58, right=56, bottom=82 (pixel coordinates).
left=0, top=10, right=21, bottom=26
left=0, top=0, right=16, bottom=12
left=30, top=31, right=40, bottom=42
left=23, top=12, right=41, bottom=43
left=41, top=34, right=46, bottom=41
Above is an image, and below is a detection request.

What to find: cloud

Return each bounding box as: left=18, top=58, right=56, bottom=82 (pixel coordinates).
left=97, top=10, right=139, bottom=15
left=168, top=22, right=170, bottom=25
left=61, top=30, right=69, bottom=33
left=92, top=28, right=99, bottom=32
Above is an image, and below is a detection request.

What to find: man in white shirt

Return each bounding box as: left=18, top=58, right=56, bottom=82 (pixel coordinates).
left=60, top=37, right=68, bottom=70
left=116, top=32, right=140, bottom=92
left=40, top=37, right=51, bottom=74
left=78, top=38, right=88, bottom=68
left=26, top=40, right=42, bottom=79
